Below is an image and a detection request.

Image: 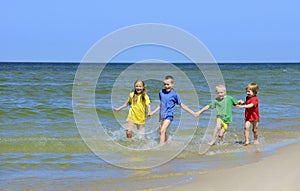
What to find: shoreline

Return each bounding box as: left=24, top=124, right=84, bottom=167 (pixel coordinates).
left=164, top=141, right=300, bottom=191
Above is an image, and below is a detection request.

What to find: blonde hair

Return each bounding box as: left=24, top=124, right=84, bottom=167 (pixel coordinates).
left=246, top=82, right=259, bottom=95
left=133, top=79, right=147, bottom=102
left=216, top=84, right=226, bottom=92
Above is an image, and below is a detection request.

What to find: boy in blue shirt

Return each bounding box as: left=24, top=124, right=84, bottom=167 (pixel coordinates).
left=150, top=76, right=195, bottom=145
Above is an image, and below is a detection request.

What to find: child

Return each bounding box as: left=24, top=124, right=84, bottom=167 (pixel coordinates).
left=113, top=80, right=151, bottom=140
left=236, top=82, right=260, bottom=146
left=195, top=84, right=240, bottom=145
left=149, top=75, right=195, bottom=145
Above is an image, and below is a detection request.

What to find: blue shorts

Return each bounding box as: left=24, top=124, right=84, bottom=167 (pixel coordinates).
left=160, top=116, right=173, bottom=121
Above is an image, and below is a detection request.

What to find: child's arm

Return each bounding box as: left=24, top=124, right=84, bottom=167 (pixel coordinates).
left=236, top=103, right=254, bottom=109
left=180, top=103, right=196, bottom=117
left=195, top=105, right=210, bottom=117
left=149, top=105, right=160, bottom=116
left=146, top=104, right=151, bottom=117
left=113, top=101, right=129, bottom=112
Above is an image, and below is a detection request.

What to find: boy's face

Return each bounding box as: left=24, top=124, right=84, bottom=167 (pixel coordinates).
left=163, top=79, right=174, bottom=92
left=216, top=88, right=226, bottom=99
left=246, top=89, right=254, bottom=97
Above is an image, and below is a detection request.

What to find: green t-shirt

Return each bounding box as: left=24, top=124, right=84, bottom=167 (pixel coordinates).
left=209, top=95, right=238, bottom=124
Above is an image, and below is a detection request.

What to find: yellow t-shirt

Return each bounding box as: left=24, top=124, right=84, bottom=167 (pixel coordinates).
left=126, top=92, right=150, bottom=124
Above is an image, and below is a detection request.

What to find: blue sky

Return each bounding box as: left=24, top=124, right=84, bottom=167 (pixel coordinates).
left=1, top=0, right=299, bottom=62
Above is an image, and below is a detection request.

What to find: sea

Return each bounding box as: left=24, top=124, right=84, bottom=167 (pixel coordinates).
left=1, top=62, right=300, bottom=190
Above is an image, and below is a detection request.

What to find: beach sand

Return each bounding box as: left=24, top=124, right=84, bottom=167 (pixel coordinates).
left=165, top=142, right=300, bottom=191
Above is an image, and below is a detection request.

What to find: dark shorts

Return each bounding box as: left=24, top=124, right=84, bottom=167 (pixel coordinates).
left=160, top=116, right=173, bottom=121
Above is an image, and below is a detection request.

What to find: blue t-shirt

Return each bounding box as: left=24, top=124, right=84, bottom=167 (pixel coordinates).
left=159, top=89, right=181, bottom=120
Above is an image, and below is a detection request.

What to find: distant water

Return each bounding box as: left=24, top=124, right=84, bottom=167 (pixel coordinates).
left=1, top=62, right=300, bottom=190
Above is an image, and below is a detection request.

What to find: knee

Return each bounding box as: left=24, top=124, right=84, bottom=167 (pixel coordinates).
left=160, top=128, right=166, bottom=135
left=219, top=130, right=225, bottom=137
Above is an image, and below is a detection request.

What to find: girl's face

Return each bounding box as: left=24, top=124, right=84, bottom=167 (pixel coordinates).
left=163, top=79, right=174, bottom=92
left=135, top=81, right=144, bottom=94
left=246, top=89, right=254, bottom=97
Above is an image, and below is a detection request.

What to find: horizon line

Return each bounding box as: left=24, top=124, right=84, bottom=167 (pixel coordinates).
left=1, top=61, right=300, bottom=64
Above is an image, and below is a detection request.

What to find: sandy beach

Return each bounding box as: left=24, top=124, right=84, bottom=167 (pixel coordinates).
left=166, top=142, right=300, bottom=191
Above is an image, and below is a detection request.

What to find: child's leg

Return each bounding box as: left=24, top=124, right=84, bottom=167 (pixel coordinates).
left=208, top=121, right=221, bottom=145
left=244, top=121, right=251, bottom=145
left=252, top=121, right=259, bottom=144
left=218, top=121, right=228, bottom=144
left=218, top=128, right=226, bottom=143
left=159, top=120, right=171, bottom=145
left=126, top=121, right=134, bottom=140
left=136, top=124, right=145, bottom=139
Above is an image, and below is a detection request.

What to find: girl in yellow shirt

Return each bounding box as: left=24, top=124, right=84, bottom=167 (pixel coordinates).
left=113, top=80, right=151, bottom=140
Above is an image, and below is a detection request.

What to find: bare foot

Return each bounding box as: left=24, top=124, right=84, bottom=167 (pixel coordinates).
left=254, top=140, right=259, bottom=145
left=244, top=141, right=249, bottom=146
left=208, top=141, right=215, bottom=146
left=126, top=130, right=133, bottom=140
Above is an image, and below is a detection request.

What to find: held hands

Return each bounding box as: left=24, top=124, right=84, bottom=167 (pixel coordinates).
left=190, top=111, right=197, bottom=118
left=235, top=100, right=245, bottom=108
left=237, top=100, right=244, bottom=105
left=148, top=110, right=156, bottom=117
left=193, top=112, right=198, bottom=118
left=193, top=111, right=201, bottom=118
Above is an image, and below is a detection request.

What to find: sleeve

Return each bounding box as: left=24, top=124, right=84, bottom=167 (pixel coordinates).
left=159, top=90, right=162, bottom=101
left=209, top=100, right=216, bottom=108
left=145, top=94, right=151, bottom=105
left=175, top=92, right=182, bottom=105
left=127, top=92, right=133, bottom=104
left=231, top=96, right=238, bottom=106
left=250, top=97, right=258, bottom=106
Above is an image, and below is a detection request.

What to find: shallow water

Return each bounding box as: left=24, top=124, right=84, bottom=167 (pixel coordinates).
left=1, top=62, right=300, bottom=190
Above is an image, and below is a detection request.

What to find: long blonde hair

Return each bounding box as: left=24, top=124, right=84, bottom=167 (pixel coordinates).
left=133, top=80, right=147, bottom=103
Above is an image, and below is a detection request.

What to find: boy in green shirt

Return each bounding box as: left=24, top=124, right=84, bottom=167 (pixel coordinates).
left=195, top=84, right=240, bottom=145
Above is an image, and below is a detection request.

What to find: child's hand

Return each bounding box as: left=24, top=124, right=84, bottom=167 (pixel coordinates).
left=113, top=108, right=120, bottom=112
left=194, top=111, right=201, bottom=118
left=237, top=100, right=244, bottom=105
left=191, top=112, right=197, bottom=118
left=236, top=105, right=243, bottom=108
left=147, top=112, right=152, bottom=117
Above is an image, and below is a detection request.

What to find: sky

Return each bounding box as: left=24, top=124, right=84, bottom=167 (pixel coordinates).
left=1, top=0, right=300, bottom=63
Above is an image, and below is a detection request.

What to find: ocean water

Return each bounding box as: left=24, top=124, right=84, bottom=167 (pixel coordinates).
left=1, top=62, right=300, bottom=190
